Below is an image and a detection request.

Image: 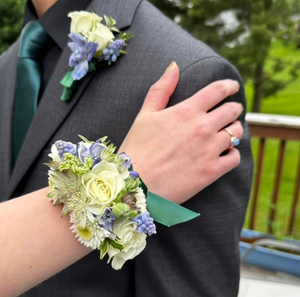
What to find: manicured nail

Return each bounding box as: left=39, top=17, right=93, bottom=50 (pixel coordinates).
left=233, top=80, right=240, bottom=89
left=165, top=62, right=177, bottom=73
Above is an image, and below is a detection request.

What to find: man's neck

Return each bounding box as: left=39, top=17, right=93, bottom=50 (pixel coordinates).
left=32, top=0, right=59, bottom=17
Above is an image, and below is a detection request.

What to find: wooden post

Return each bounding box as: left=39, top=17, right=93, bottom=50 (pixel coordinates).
left=268, top=140, right=286, bottom=234
left=288, top=147, right=300, bottom=235
left=249, top=138, right=265, bottom=230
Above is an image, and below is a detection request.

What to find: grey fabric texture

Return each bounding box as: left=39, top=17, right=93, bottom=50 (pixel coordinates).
left=0, top=0, right=253, bottom=296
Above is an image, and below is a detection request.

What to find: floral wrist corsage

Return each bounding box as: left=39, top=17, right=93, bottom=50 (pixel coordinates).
left=47, top=136, right=199, bottom=270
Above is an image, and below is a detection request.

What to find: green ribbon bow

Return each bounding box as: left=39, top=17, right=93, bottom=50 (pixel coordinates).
left=139, top=177, right=200, bottom=227
left=60, top=62, right=96, bottom=102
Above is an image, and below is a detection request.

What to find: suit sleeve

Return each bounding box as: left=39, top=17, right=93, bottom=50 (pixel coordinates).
left=134, top=57, right=254, bottom=297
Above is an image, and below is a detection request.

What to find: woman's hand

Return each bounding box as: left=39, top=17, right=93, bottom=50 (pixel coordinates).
left=119, top=62, right=244, bottom=204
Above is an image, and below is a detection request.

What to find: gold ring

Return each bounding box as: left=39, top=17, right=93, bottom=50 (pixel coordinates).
left=223, top=128, right=240, bottom=149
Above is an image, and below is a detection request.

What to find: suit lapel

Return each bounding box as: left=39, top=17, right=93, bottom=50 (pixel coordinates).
left=0, top=42, right=19, bottom=201
left=8, top=0, right=142, bottom=198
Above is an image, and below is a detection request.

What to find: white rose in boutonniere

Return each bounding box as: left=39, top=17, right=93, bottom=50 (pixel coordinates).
left=108, top=218, right=147, bottom=270
left=82, top=160, right=125, bottom=205
left=87, top=23, right=115, bottom=52
left=68, top=11, right=102, bottom=36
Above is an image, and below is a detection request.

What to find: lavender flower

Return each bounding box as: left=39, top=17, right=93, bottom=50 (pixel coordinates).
left=129, top=171, right=139, bottom=179
left=68, top=33, right=98, bottom=80
left=96, top=208, right=116, bottom=232
left=118, top=152, right=132, bottom=169
left=90, top=142, right=106, bottom=158
left=89, top=142, right=106, bottom=166
left=132, top=212, right=156, bottom=236
left=76, top=142, right=90, bottom=163
left=77, top=141, right=106, bottom=165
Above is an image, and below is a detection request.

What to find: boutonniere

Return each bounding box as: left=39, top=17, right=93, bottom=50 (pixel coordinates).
left=60, top=12, right=132, bottom=101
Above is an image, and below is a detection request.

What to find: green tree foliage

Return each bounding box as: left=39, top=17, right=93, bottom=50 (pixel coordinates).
left=0, top=0, right=26, bottom=55
left=150, top=0, right=300, bottom=112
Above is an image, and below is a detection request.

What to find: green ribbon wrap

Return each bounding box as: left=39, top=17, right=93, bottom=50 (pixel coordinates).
left=147, top=192, right=200, bottom=227
left=139, top=177, right=200, bottom=227
left=60, top=62, right=96, bottom=102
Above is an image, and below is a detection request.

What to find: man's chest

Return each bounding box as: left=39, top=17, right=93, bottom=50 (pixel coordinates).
left=3, top=64, right=153, bottom=197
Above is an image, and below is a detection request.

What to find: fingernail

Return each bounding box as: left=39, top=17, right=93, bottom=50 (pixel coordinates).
left=165, top=62, right=177, bottom=73
left=233, top=80, right=240, bottom=89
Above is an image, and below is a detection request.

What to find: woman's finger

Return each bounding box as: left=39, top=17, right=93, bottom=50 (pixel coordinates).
left=217, top=148, right=241, bottom=176
left=208, top=102, right=243, bottom=131
left=174, top=79, right=240, bottom=114
left=215, top=121, right=244, bottom=153
left=139, top=62, right=180, bottom=114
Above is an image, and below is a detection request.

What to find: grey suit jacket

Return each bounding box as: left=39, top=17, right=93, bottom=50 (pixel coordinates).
left=0, top=0, right=253, bottom=296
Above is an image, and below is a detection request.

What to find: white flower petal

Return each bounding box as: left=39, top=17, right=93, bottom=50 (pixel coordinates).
left=49, top=144, right=60, bottom=162
left=70, top=219, right=110, bottom=250
left=86, top=211, right=95, bottom=223
left=134, top=188, right=147, bottom=213
left=108, top=218, right=147, bottom=270
left=69, top=11, right=102, bottom=35
left=82, top=160, right=125, bottom=204
left=87, top=23, right=114, bottom=51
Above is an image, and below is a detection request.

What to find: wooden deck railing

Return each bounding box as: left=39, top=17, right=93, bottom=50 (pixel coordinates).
left=246, top=113, right=300, bottom=236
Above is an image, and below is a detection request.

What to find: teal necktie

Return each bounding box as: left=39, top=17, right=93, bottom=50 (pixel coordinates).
left=13, top=21, right=51, bottom=164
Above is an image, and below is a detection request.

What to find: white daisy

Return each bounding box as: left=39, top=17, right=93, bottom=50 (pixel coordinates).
left=70, top=215, right=111, bottom=250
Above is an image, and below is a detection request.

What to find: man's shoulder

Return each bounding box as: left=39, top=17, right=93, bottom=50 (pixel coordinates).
left=0, top=41, right=19, bottom=67
left=133, top=1, right=221, bottom=66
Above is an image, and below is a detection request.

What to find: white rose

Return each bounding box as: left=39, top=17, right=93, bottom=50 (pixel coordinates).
left=108, top=218, right=147, bottom=270
left=82, top=160, right=125, bottom=205
left=48, top=144, right=61, bottom=162
left=87, top=23, right=114, bottom=51
left=68, top=11, right=102, bottom=35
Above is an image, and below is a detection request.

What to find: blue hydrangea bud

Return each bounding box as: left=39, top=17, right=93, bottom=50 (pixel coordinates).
left=132, top=212, right=156, bottom=236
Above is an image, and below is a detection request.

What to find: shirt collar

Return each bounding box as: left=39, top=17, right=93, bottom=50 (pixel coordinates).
left=24, top=0, right=93, bottom=49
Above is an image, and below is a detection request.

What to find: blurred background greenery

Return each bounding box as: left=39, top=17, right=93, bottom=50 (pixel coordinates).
left=1, top=0, right=299, bottom=239
left=0, top=0, right=25, bottom=54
